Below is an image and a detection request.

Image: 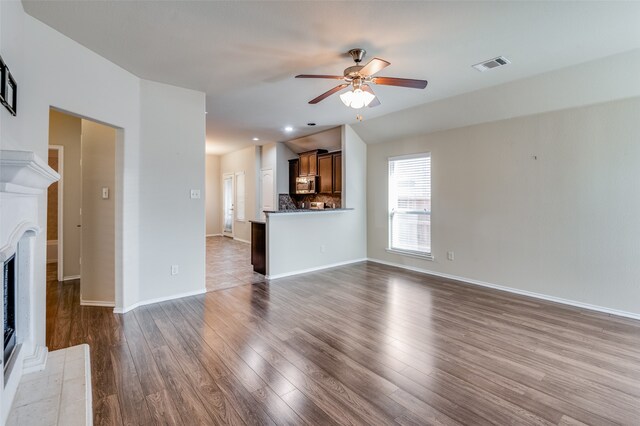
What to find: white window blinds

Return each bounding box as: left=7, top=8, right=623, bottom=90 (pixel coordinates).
left=235, top=171, right=245, bottom=221
left=388, top=154, right=431, bottom=255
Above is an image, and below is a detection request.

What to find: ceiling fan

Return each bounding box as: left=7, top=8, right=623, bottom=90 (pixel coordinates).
left=296, top=48, right=428, bottom=109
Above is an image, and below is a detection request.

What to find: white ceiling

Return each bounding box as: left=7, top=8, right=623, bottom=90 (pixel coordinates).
left=22, top=1, right=640, bottom=154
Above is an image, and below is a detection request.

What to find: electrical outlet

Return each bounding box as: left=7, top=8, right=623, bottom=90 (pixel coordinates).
left=447, top=251, right=454, bottom=261
left=190, top=189, right=201, bottom=199
left=320, top=245, right=326, bottom=253
left=171, top=265, right=179, bottom=275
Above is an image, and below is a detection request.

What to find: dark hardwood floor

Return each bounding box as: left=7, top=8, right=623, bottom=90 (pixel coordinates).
left=206, top=236, right=264, bottom=292
left=47, top=248, right=640, bottom=425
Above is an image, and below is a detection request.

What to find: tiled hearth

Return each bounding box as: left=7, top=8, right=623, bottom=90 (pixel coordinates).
left=7, top=345, right=92, bottom=426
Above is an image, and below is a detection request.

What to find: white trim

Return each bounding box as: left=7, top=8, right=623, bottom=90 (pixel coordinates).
left=113, top=288, right=206, bottom=314
left=80, top=298, right=115, bottom=307
left=366, top=257, right=640, bottom=321
left=83, top=344, right=93, bottom=426
left=385, top=248, right=434, bottom=261
left=206, top=233, right=222, bottom=237
left=266, top=258, right=367, bottom=280
left=233, top=237, right=250, bottom=244
left=63, top=275, right=81, bottom=281
left=388, top=152, right=431, bottom=161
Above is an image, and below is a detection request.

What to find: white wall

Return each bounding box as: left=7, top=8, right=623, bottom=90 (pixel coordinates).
left=367, top=97, right=640, bottom=317
left=221, top=145, right=258, bottom=242
left=266, top=125, right=367, bottom=277
left=0, top=0, right=206, bottom=332
left=354, top=49, right=640, bottom=144
left=276, top=142, right=296, bottom=195
left=81, top=119, right=116, bottom=305
left=138, top=80, right=206, bottom=303
left=205, top=154, right=222, bottom=235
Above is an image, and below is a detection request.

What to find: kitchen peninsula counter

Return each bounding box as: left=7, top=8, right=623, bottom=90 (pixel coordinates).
left=264, top=208, right=354, bottom=215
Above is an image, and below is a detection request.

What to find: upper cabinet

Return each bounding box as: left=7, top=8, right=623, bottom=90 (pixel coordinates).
left=318, top=151, right=342, bottom=194
left=288, top=159, right=299, bottom=194
left=333, top=152, right=342, bottom=194
left=298, top=149, right=326, bottom=177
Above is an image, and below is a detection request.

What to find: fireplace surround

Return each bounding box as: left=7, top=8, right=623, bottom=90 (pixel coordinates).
left=0, top=150, right=59, bottom=423
left=3, top=254, right=16, bottom=366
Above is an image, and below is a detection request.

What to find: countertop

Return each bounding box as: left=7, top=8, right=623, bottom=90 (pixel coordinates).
left=264, top=208, right=354, bottom=215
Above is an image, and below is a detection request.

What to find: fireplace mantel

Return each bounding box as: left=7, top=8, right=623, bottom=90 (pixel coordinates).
left=0, top=149, right=59, bottom=423
left=0, top=150, right=60, bottom=261
left=0, top=150, right=60, bottom=195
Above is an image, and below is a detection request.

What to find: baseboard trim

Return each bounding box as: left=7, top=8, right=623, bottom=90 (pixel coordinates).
left=62, top=275, right=80, bottom=281
left=233, top=237, right=250, bottom=244
left=366, top=257, right=640, bottom=321
left=266, top=258, right=368, bottom=280
left=206, top=233, right=222, bottom=237
left=80, top=298, right=115, bottom=308
left=114, top=288, right=207, bottom=314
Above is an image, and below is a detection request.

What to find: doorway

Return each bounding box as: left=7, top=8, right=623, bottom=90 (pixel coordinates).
left=223, top=173, right=234, bottom=237
left=47, top=108, right=117, bottom=312
left=47, top=146, right=64, bottom=281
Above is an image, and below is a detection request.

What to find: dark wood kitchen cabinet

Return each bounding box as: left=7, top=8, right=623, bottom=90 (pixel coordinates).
left=333, top=152, right=342, bottom=193
left=250, top=221, right=266, bottom=275
left=288, top=159, right=299, bottom=194
left=298, top=149, right=327, bottom=177
left=318, top=151, right=342, bottom=194
left=318, top=154, right=333, bottom=193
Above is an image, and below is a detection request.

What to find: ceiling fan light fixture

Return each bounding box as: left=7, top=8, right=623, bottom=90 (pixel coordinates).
left=340, top=88, right=375, bottom=109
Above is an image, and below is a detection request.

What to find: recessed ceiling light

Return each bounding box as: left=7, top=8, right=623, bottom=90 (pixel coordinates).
left=284, top=126, right=293, bottom=132
left=252, top=137, right=259, bottom=141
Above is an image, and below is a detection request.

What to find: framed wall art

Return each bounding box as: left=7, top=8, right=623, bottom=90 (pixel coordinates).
left=0, top=55, right=6, bottom=107
left=4, top=69, right=17, bottom=116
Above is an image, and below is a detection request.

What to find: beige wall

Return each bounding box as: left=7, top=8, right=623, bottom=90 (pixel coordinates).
left=221, top=145, right=258, bottom=242
left=81, top=119, right=116, bottom=304
left=46, top=150, right=59, bottom=241
left=48, top=109, right=82, bottom=278
left=367, top=97, right=640, bottom=316
left=205, top=154, right=222, bottom=235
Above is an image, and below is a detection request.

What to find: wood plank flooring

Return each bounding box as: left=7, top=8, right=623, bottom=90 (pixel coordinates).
left=46, top=244, right=640, bottom=425
left=206, top=236, right=264, bottom=292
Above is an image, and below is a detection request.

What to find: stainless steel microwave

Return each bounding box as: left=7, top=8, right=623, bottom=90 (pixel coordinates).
left=295, top=176, right=318, bottom=194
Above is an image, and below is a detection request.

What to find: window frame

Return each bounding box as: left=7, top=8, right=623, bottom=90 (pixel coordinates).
left=387, top=152, right=434, bottom=261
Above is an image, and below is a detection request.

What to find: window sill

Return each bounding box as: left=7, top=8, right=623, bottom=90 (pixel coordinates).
left=386, top=248, right=434, bottom=261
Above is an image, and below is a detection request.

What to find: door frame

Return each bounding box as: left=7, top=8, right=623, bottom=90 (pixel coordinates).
left=222, top=172, right=234, bottom=237
left=49, top=145, right=65, bottom=282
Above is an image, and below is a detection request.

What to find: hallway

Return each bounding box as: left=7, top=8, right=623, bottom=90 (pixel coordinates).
left=206, top=236, right=266, bottom=292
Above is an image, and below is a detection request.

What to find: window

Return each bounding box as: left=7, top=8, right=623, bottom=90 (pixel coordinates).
left=388, top=153, right=431, bottom=258
left=235, top=171, right=245, bottom=221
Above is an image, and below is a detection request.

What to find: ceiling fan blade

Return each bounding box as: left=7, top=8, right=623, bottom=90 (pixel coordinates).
left=359, top=58, right=390, bottom=76
left=309, top=84, right=349, bottom=104
left=296, top=74, right=344, bottom=80
left=372, top=77, right=428, bottom=89
left=362, top=84, right=381, bottom=107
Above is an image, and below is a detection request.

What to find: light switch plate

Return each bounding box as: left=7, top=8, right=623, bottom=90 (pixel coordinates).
left=190, top=189, right=201, bottom=199
left=102, top=187, right=109, bottom=199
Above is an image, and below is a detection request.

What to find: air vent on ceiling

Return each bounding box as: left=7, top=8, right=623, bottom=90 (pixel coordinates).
left=472, top=56, right=511, bottom=72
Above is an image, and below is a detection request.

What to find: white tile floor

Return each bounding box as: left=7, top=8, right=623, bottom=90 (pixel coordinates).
left=7, top=344, right=92, bottom=426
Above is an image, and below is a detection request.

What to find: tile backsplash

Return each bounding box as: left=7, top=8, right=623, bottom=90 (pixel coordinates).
left=278, top=193, right=342, bottom=210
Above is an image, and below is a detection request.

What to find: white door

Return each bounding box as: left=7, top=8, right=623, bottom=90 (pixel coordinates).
left=223, top=173, right=234, bottom=237
left=261, top=169, right=274, bottom=221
